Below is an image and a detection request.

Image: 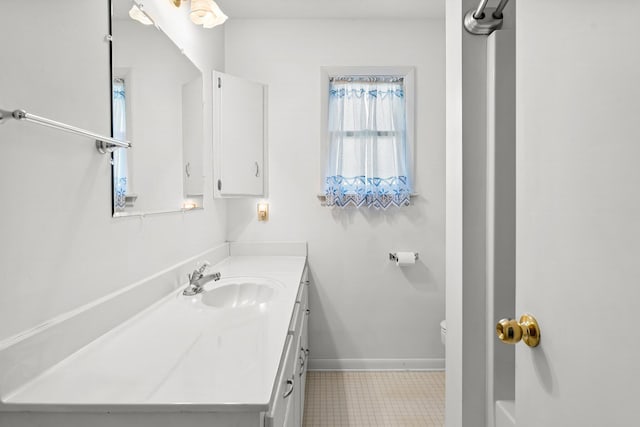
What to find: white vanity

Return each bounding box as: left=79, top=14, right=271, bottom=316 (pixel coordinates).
left=0, top=243, right=309, bottom=427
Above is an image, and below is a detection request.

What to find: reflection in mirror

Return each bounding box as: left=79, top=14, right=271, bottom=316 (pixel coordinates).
left=111, top=0, right=204, bottom=216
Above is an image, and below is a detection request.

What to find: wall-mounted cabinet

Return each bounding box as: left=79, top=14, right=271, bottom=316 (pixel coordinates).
left=213, top=71, right=267, bottom=198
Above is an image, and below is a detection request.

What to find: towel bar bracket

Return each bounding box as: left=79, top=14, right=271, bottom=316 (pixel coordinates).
left=464, top=6, right=504, bottom=35
left=389, top=252, right=420, bottom=262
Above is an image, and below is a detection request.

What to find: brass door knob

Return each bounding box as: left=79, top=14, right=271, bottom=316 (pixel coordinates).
left=496, top=314, right=540, bottom=347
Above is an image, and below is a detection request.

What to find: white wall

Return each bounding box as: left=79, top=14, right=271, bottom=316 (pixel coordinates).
left=0, top=0, right=226, bottom=342
left=445, top=1, right=465, bottom=424
left=224, top=19, right=446, bottom=367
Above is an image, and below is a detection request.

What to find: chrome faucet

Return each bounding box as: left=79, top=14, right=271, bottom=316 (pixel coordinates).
left=183, top=262, right=221, bottom=296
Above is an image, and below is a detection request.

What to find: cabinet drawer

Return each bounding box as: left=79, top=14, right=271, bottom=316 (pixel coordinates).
left=265, top=335, right=297, bottom=427
left=295, top=279, right=308, bottom=307
left=288, top=302, right=300, bottom=335
left=289, top=282, right=308, bottom=336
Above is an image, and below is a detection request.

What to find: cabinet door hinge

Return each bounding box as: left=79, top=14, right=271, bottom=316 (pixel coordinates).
left=217, top=179, right=222, bottom=191
left=217, top=77, right=221, bottom=88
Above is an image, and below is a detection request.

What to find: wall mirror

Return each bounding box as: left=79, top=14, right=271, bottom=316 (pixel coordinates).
left=110, top=0, right=204, bottom=216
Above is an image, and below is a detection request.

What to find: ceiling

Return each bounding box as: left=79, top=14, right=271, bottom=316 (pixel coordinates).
left=215, top=0, right=445, bottom=20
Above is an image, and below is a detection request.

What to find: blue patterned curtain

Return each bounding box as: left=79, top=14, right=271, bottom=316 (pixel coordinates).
left=324, top=76, right=411, bottom=209
left=112, top=78, right=128, bottom=212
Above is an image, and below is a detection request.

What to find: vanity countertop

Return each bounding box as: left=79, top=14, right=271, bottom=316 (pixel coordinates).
left=3, top=255, right=307, bottom=413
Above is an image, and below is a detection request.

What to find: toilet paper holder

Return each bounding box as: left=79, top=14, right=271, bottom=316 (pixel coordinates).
left=389, top=252, right=419, bottom=262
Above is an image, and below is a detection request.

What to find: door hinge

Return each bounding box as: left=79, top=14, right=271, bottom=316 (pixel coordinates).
left=217, top=179, right=222, bottom=191
left=217, top=77, right=221, bottom=88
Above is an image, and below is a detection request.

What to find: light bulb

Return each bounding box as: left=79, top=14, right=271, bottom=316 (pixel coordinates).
left=190, top=0, right=213, bottom=25
left=190, top=0, right=227, bottom=28
left=202, top=1, right=228, bottom=28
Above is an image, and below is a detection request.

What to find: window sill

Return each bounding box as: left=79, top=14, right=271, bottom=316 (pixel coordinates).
left=125, top=193, right=138, bottom=208
left=316, top=193, right=419, bottom=206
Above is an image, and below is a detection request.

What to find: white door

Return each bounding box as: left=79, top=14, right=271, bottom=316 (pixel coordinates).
left=514, top=1, right=640, bottom=425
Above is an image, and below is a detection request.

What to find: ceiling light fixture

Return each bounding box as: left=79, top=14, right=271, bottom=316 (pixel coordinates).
left=190, top=0, right=228, bottom=29
left=168, top=0, right=228, bottom=29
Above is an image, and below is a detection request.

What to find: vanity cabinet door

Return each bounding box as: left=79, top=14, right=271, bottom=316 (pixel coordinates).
left=265, top=335, right=297, bottom=427
left=294, top=275, right=310, bottom=427
left=290, top=330, right=304, bottom=427
left=268, top=270, right=310, bottom=427
left=298, top=310, right=309, bottom=426
left=213, top=71, right=266, bottom=197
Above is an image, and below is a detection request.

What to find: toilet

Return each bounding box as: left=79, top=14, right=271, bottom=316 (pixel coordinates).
left=440, top=320, right=447, bottom=347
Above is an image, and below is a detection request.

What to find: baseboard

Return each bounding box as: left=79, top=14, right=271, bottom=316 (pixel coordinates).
left=308, top=358, right=445, bottom=371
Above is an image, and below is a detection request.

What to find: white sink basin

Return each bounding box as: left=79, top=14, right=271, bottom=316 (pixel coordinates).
left=198, top=277, right=283, bottom=309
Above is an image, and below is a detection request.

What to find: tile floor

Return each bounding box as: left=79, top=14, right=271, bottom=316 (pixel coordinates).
left=302, top=371, right=445, bottom=427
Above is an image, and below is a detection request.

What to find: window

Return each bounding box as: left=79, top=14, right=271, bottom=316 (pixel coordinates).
left=322, top=68, right=414, bottom=209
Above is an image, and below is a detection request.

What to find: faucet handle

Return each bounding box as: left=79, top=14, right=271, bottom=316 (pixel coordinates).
left=195, top=261, right=210, bottom=274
